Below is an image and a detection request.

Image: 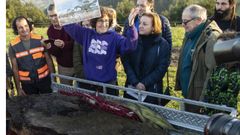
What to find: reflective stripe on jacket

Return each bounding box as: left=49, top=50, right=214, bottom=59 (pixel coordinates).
left=10, top=33, right=49, bottom=82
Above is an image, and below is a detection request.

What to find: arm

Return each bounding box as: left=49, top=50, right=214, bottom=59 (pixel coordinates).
left=44, top=41, right=63, bottom=57
left=141, top=41, right=171, bottom=87
left=122, top=19, right=130, bottom=37
left=117, top=8, right=139, bottom=55
left=51, top=31, right=74, bottom=50
left=116, top=26, right=138, bottom=55
left=8, top=47, right=26, bottom=96
left=44, top=51, right=55, bottom=74
left=63, top=23, right=91, bottom=46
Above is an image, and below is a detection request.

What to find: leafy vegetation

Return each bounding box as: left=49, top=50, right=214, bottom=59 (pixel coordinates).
left=203, top=67, right=240, bottom=115
left=7, top=0, right=240, bottom=27
left=6, top=0, right=49, bottom=27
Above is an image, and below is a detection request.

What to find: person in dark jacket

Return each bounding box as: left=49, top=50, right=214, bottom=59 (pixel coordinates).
left=122, top=12, right=171, bottom=104
left=63, top=7, right=138, bottom=95
left=123, top=0, right=172, bottom=50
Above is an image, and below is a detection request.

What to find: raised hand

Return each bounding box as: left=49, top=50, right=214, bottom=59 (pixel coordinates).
left=128, top=8, right=140, bottom=26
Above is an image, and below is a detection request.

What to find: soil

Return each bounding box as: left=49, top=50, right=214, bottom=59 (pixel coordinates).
left=7, top=93, right=169, bottom=135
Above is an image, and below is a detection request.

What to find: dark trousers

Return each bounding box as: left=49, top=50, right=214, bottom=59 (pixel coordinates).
left=21, top=75, right=52, bottom=95
left=78, top=80, right=119, bottom=96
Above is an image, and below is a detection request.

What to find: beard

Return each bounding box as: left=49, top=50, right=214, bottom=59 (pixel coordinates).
left=214, top=8, right=232, bottom=20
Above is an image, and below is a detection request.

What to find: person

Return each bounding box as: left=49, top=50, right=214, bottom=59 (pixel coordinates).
left=8, top=16, right=54, bottom=96
left=106, top=7, right=123, bottom=34
left=73, top=20, right=92, bottom=87
left=122, top=12, right=170, bottom=104
left=211, top=0, right=240, bottom=32
left=63, top=7, right=138, bottom=95
left=123, top=0, right=172, bottom=49
left=6, top=53, right=14, bottom=98
left=175, top=4, right=222, bottom=113
left=43, top=4, right=75, bottom=85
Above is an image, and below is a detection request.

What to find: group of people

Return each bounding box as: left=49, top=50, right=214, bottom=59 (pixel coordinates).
left=6, top=0, right=240, bottom=113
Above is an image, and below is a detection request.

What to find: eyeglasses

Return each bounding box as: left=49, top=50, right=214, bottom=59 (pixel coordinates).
left=97, top=19, right=109, bottom=23
left=182, top=18, right=197, bottom=25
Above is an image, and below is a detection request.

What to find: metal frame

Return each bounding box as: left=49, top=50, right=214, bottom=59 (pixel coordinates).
left=51, top=73, right=237, bottom=134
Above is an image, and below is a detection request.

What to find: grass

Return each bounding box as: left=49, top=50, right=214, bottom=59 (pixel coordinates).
left=6, top=27, right=239, bottom=115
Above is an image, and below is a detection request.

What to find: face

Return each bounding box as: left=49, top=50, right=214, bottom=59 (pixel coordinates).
left=16, top=19, right=30, bottom=39
left=48, top=10, right=60, bottom=27
left=136, top=0, right=152, bottom=16
left=82, top=20, right=92, bottom=28
left=182, top=12, right=201, bottom=32
left=96, top=15, right=110, bottom=34
left=216, top=0, right=231, bottom=13
left=215, top=0, right=232, bottom=19
left=139, top=16, right=153, bottom=35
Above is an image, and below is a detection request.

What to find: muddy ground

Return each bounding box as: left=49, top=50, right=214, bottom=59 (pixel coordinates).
left=7, top=93, right=170, bottom=135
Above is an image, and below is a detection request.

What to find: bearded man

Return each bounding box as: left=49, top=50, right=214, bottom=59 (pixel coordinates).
left=211, top=0, right=240, bottom=32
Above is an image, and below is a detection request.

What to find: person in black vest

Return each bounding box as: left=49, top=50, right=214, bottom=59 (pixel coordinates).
left=8, top=16, right=55, bottom=96
left=211, top=0, right=240, bottom=32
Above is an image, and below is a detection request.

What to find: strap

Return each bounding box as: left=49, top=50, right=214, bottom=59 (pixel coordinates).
left=166, top=69, right=169, bottom=88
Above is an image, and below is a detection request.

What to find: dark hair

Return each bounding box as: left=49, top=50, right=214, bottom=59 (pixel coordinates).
left=12, top=16, right=33, bottom=35
left=228, top=0, right=238, bottom=30
left=47, top=4, right=55, bottom=12
left=90, top=7, right=113, bottom=29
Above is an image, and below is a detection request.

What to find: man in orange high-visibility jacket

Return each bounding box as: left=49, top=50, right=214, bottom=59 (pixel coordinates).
left=8, top=16, right=55, bottom=96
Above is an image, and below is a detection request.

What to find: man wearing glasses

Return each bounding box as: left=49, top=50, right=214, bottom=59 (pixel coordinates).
left=175, top=4, right=222, bottom=113
left=43, top=4, right=75, bottom=85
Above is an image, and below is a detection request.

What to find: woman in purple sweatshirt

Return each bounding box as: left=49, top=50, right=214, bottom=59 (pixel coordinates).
left=64, top=7, right=139, bottom=95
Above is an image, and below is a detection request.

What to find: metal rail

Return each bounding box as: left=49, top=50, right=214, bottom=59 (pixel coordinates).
left=51, top=73, right=238, bottom=134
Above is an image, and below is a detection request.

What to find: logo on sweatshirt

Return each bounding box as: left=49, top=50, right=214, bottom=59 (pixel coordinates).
left=88, top=39, right=108, bottom=55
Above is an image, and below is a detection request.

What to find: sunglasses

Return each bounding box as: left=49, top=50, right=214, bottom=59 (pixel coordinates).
left=182, top=18, right=198, bottom=25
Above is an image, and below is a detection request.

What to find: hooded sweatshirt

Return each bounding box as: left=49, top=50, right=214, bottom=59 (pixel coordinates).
left=64, top=24, right=138, bottom=83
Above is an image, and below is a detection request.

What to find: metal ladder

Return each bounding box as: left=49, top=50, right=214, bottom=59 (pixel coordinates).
left=51, top=73, right=238, bottom=134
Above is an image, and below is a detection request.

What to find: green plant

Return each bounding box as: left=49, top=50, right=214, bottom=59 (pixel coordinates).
left=203, top=67, right=240, bottom=115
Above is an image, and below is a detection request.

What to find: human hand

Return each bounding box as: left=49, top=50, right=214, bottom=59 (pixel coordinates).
left=128, top=8, right=140, bottom=26
left=136, top=82, right=146, bottom=91
left=41, top=38, right=52, bottom=49
left=54, top=39, right=65, bottom=48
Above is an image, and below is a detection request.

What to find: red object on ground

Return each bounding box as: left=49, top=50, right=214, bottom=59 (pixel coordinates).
left=59, top=90, right=141, bottom=121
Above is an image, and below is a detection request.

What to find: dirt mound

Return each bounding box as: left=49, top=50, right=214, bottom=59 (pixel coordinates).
left=7, top=93, right=169, bottom=135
